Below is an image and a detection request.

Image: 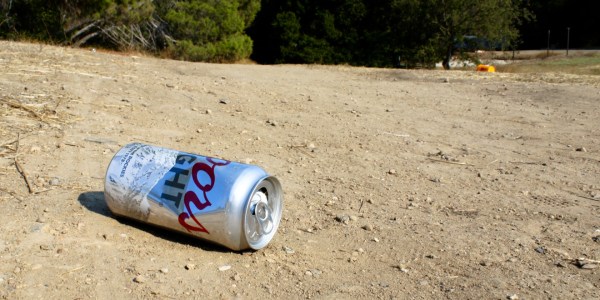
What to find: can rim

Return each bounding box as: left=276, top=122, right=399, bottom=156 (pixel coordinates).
left=243, top=176, right=283, bottom=250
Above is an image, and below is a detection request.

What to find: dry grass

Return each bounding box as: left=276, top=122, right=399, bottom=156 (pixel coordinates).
left=495, top=51, right=600, bottom=76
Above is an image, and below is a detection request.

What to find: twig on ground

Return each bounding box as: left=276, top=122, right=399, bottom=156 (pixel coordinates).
left=0, top=137, right=19, bottom=149
left=1, top=98, right=45, bottom=121
left=13, top=133, right=34, bottom=194
left=379, top=131, right=410, bottom=137
left=62, top=265, right=86, bottom=275
left=14, top=158, right=34, bottom=194
left=427, top=157, right=474, bottom=166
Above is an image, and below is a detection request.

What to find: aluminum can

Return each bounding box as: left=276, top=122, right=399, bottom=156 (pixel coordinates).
left=104, top=143, right=283, bottom=250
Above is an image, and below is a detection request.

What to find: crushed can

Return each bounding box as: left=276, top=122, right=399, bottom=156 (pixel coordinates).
left=103, top=143, right=283, bottom=250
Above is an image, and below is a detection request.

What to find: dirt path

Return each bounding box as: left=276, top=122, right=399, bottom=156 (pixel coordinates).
left=1, top=41, right=599, bottom=299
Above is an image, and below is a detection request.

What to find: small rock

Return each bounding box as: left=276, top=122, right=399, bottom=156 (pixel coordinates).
left=219, top=99, right=229, bottom=104
left=159, top=268, right=169, bottom=274
left=165, top=83, right=175, bottom=88
left=580, top=263, right=598, bottom=269
left=575, top=147, right=587, bottom=152
left=507, top=294, right=519, bottom=300
left=425, top=254, right=436, bottom=259
left=205, top=109, right=212, bottom=115
left=535, top=247, right=545, bottom=254
left=218, top=265, right=231, bottom=272
left=266, top=120, right=278, bottom=127
left=443, top=78, right=450, bottom=83
left=282, top=246, right=295, bottom=254
left=133, top=275, right=146, bottom=283
left=232, top=274, right=241, bottom=281
left=387, top=169, right=397, bottom=175
left=362, top=224, right=374, bottom=231
left=29, top=146, right=42, bottom=153
left=372, top=237, right=380, bottom=243
left=49, top=178, right=60, bottom=186
left=335, top=215, right=350, bottom=224
left=35, top=217, right=46, bottom=223
left=196, top=129, right=202, bottom=133
left=349, top=215, right=358, bottom=221
left=592, top=236, right=600, bottom=243
left=185, top=264, right=196, bottom=270
left=555, top=261, right=566, bottom=268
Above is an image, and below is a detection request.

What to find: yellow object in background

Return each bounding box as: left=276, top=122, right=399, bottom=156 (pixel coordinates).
left=476, top=64, right=496, bottom=72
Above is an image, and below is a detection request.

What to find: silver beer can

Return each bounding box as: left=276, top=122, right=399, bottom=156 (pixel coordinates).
left=104, top=143, right=283, bottom=250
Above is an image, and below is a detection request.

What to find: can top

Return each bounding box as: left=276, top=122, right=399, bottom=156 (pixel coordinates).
left=243, top=176, right=283, bottom=250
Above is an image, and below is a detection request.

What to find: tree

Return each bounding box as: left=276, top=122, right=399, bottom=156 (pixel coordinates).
left=421, top=0, right=531, bottom=69
left=157, top=0, right=260, bottom=62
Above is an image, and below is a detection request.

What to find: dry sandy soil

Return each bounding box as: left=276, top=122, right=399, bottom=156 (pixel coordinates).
left=1, top=41, right=599, bottom=299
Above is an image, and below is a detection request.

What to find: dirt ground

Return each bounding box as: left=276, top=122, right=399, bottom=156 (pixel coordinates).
left=1, top=41, right=599, bottom=299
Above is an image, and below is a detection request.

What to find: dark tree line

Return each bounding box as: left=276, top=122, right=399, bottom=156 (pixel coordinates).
left=518, top=0, right=600, bottom=50
left=1, top=1, right=598, bottom=67
left=248, top=0, right=532, bottom=68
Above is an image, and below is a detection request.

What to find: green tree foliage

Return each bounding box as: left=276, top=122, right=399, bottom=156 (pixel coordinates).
left=158, top=0, right=259, bottom=62
left=249, top=0, right=531, bottom=68
left=1, top=0, right=260, bottom=62
left=422, top=0, right=531, bottom=69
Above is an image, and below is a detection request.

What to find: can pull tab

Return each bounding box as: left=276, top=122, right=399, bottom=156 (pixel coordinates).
left=252, top=192, right=274, bottom=235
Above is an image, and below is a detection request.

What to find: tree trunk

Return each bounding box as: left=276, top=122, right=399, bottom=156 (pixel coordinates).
left=442, top=44, right=452, bottom=70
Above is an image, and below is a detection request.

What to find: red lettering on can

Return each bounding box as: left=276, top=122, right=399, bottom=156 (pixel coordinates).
left=178, top=159, right=230, bottom=234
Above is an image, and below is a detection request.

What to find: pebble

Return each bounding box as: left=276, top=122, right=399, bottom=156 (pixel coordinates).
left=49, top=178, right=60, bottom=186
left=372, top=237, right=380, bottom=243
left=335, top=215, right=350, bottom=224
left=36, top=217, right=46, bottom=223
left=580, top=263, right=598, bottom=269
left=362, top=224, right=374, bottom=231
left=575, top=147, right=587, bottom=152
left=159, top=268, right=169, bottom=274
left=29, top=146, right=42, bottom=153
left=205, top=109, right=212, bottom=115
left=282, top=246, right=295, bottom=254
left=219, top=99, right=229, bottom=104
left=232, top=274, right=241, bottom=281
left=133, top=275, right=146, bottom=283
left=218, top=265, right=231, bottom=272
left=266, top=120, right=278, bottom=127
left=185, top=264, right=196, bottom=270
left=535, top=247, right=545, bottom=254
left=387, top=169, right=397, bottom=175
left=507, top=294, right=519, bottom=300
left=443, top=78, right=450, bottom=83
